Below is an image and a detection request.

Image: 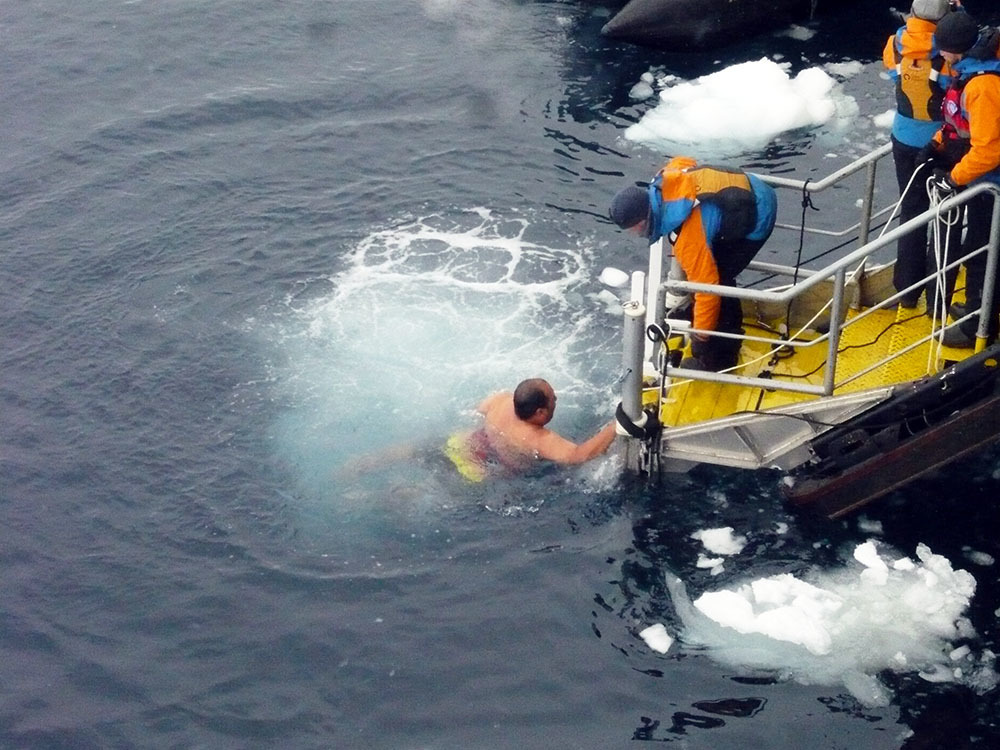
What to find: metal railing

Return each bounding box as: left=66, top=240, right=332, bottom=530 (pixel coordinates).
left=762, top=141, right=892, bottom=246
left=640, top=150, right=1000, bottom=399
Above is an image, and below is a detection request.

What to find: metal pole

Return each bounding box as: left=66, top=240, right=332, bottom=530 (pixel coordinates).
left=859, top=159, right=876, bottom=247
left=621, top=300, right=647, bottom=429
left=823, top=267, right=847, bottom=396
left=645, top=239, right=664, bottom=361
left=630, top=270, right=645, bottom=307
left=975, top=197, right=1000, bottom=351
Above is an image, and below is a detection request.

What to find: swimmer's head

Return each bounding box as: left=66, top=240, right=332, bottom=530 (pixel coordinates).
left=513, top=378, right=556, bottom=424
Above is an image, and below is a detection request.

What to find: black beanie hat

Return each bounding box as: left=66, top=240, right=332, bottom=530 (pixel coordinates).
left=935, top=12, right=980, bottom=54
left=609, top=186, right=650, bottom=229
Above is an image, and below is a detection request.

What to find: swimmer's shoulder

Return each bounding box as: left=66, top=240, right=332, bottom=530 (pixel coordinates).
left=477, top=390, right=512, bottom=415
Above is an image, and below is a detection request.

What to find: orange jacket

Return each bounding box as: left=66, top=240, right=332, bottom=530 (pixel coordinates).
left=935, top=71, right=1000, bottom=186
left=931, top=30, right=1000, bottom=186
left=672, top=206, right=722, bottom=334
left=650, top=157, right=774, bottom=332
left=882, top=17, right=952, bottom=122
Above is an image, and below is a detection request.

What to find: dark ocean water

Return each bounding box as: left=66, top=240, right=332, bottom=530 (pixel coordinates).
left=4, top=1, right=1000, bottom=748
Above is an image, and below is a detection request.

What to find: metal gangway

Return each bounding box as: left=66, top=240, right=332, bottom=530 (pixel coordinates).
left=618, top=144, right=1000, bottom=461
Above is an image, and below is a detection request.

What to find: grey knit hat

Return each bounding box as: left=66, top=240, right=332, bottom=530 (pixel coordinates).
left=911, top=0, right=950, bottom=22
left=609, top=186, right=650, bottom=229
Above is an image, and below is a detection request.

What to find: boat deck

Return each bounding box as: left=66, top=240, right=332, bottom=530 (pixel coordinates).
left=653, top=299, right=977, bottom=429
left=618, top=150, right=1000, bottom=511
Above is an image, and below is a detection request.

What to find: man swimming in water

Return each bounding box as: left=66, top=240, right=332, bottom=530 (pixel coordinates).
left=444, top=378, right=617, bottom=481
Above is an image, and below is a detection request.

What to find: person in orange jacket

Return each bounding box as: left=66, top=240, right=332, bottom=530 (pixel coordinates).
left=920, top=10, right=1000, bottom=347
left=883, top=0, right=958, bottom=309
left=609, top=157, right=776, bottom=371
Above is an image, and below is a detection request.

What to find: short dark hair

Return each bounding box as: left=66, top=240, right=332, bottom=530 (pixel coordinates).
left=513, top=378, right=549, bottom=420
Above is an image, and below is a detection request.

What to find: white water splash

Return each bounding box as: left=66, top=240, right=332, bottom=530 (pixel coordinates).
left=267, top=209, right=620, bottom=498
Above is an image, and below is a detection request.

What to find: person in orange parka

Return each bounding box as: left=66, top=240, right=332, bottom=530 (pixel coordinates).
left=919, top=11, right=1000, bottom=347
left=882, top=0, right=958, bottom=309
left=609, top=157, right=777, bottom=371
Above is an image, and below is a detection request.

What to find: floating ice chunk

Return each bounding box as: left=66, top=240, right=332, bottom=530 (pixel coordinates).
left=691, top=527, right=747, bottom=555
left=843, top=671, right=891, bottom=707
left=950, top=645, right=971, bottom=661
left=666, top=542, right=995, bottom=707
left=918, top=663, right=954, bottom=683
left=857, top=516, right=883, bottom=534
left=873, top=109, right=895, bottom=128
left=599, top=266, right=630, bottom=288
left=639, top=623, right=674, bottom=654
left=756, top=605, right=833, bottom=655
left=707, top=489, right=728, bottom=505
left=775, top=522, right=788, bottom=534
left=854, top=540, right=887, bottom=570
left=693, top=586, right=834, bottom=654
left=780, top=24, right=816, bottom=41
left=861, top=566, right=889, bottom=586
left=917, top=543, right=976, bottom=596
left=965, top=650, right=999, bottom=694
left=792, top=67, right=836, bottom=120
left=624, top=58, right=856, bottom=159
left=705, top=574, right=841, bottom=654
left=630, top=81, right=655, bottom=100
left=596, top=289, right=622, bottom=314
left=854, top=540, right=890, bottom=583
left=693, top=590, right=756, bottom=632
left=824, top=61, right=864, bottom=79
left=697, top=554, right=725, bottom=569
left=962, top=547, right=995, bottom=567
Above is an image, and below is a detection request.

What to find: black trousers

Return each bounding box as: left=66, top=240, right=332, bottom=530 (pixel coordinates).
left=891, top=136, right=957, bottom=308
left=691, top=236, right=765, bottom=371
left=957, top=191, right=1000, bottom=339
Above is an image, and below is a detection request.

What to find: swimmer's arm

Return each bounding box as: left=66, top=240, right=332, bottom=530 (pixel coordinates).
left=534, top=422, right=616, bottom=465
left=335, top=441, right=421, bottom=478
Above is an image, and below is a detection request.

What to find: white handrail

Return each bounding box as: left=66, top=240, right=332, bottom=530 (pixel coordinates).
left=655, top=157, right=1000, bottom=397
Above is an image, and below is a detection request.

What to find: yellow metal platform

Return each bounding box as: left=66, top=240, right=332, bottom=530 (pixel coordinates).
left=653, top=299, right=977, bottom=429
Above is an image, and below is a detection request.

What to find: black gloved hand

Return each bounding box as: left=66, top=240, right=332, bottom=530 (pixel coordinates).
left=689, top=334, right=710, bottom=360
left=930, top=168, right=958, bottom=199
left=915, top=143, right=941, bottom=169
left=664, top=305, right=692, bottom=323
